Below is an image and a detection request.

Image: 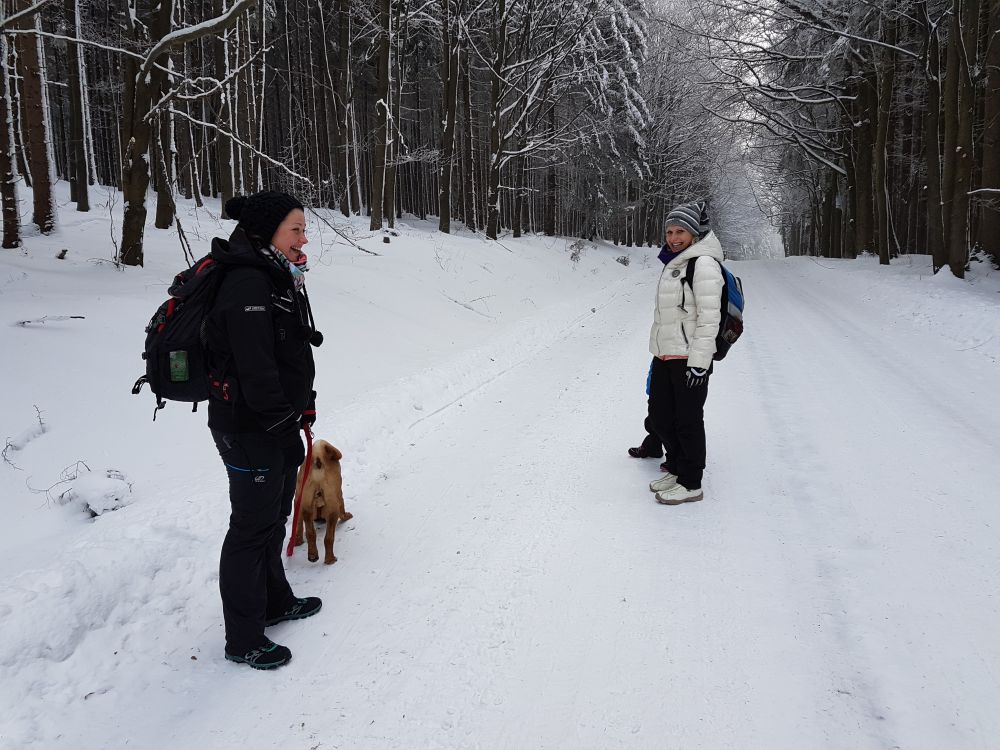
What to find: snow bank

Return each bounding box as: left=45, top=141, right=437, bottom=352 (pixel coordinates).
left=784, top=253, right=1000, bottom=364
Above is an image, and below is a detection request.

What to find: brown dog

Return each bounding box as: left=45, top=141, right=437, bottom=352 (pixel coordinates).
left=294, top=440, right=353, bottom=564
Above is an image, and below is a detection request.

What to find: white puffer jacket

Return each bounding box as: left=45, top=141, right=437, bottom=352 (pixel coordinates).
left=648, top=231, right=725, bottom=370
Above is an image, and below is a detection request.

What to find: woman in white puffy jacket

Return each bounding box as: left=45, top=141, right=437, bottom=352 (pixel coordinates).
left=647, top=201, right=724, bottom=505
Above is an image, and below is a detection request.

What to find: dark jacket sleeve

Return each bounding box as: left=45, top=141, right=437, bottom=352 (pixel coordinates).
left=220, top=272, right=298, bottom=434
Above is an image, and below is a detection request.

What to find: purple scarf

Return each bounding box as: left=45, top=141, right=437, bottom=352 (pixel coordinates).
left=658, top=244, right=684, bottom=266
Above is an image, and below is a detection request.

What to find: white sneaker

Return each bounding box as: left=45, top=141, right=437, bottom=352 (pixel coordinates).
left=655, top=484, right=704, bottom=505
left=649, top=472, right=679, bottom=493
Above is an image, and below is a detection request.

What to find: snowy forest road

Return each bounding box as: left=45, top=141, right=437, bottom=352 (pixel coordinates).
left=145, top=260, right=1000, bottom=750
left=9, top=258, right=999, bottom=750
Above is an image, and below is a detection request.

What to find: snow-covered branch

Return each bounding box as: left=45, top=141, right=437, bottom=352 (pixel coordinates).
left=137, top=0, right=255, bottom=82
left=0, top=0, right=51, bottom=31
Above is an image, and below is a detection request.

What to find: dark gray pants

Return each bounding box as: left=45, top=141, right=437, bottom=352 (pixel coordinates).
left=211, top=430, right=304, bottom=653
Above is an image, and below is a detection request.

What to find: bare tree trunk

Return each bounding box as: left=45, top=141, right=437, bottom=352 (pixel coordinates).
left=174, top=41, right=196, bottom=202
left=485, top=0, right=507, bottom=240
left=512, top=153, right=524, bottom=238
left=943, top=0, right=980, bottom=277
left=239, top=13, right=257, bottom=193
left=334, top=0, right=351, bottom=214
left=544, top=108, right=556, bottom=236
left=383, top=0, right=404, bottom=228
left=941, top=0, right=961, bottom=250
left=438, top=0, right=460, bottom=232
left=64, top=0, right=89, bottom=211
left=119, top=0, right=174, bottom=266
left=460, top=46, right=476, bottom=231
left=214, top=0, right=235, bottom=216
left=154, top=105, right=175, bottom=229
left=0, top=34, right=20, bottom=247
left=415, top=62, right=425, bottom=218
left=13, top=0, right=55, bottom=233
left=369, top=0, right=390, bottom=230
left=874, top=16, right=897, bottom=265
left=923, top=4, right=947, bottom=271
left=976, top=0, right=1000, bottom=266
left=851, top=72, right=877, bottom=255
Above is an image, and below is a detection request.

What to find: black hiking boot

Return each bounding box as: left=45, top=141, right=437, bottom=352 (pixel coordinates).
left=265, top=596, right=323, bottom=626
left=225, top=639, right=292, bottom=670
left=627, top=445, right=663, bottom=459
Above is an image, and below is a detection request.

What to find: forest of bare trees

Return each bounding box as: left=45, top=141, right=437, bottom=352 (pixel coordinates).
left=0, top=0, right=997, bottom=275
left=686, top=0, right=1000, bottom=276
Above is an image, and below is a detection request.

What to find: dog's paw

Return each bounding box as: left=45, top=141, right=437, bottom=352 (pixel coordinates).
left=307, top=552, right=319, bottom=562
left=341, top=512, right=354, bottom=523
left=324, top=555, right=338, bottom=565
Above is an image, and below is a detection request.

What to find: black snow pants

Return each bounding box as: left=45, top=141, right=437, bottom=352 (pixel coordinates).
left=640, top=404, right=665, bottom=457
left=648, top=357, right=709, bottom=490
left=211, top=429, right=304, bottom=653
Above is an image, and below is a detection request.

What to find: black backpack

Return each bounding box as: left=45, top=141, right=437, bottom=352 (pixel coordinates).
left=132, top=255, right=225, bottom=418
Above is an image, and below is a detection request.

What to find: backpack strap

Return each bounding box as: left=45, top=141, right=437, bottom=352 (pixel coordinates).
left=681, top=256, right=724, bottom=311
left=683, top=258, right=696, bottom=288
left=683, top=256, right=723, bottom=286
left=680, top=258, right=698, bottom=310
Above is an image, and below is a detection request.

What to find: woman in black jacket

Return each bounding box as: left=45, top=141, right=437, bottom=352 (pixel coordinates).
left=204, top=191, right=323, bottom=670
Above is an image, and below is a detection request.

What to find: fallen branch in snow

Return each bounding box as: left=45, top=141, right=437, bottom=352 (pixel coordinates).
left=15, top=315, right=85, bottom=327
left=956, top=335, right=994, bottom=352
left=2, top=440, right=22, bottom=470
left=87, top=258, right=126, bottom=271
left=27, top=461, right=133, bottom=516
left=442, top=292, right=495, bottom=318
left=26, top=460, right=90, bottom=506
left=3, top=406, right=48, bottom=470
left=306, top=207, right=381, bottom=256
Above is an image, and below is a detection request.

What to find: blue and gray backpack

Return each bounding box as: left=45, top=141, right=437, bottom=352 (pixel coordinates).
left=683, top=258, right=745, bottom=361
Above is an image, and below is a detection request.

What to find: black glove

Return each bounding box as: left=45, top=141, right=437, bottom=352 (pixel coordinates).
left=686, top=367, right=709, bottom=389
left=301, top=390, right=317, bottom=429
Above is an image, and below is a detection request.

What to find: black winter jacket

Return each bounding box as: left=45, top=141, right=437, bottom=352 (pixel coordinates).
left=204, top=227, right=317, bottom=436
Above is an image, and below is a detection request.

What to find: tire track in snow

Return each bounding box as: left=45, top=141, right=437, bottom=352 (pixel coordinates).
left=729, top=259, right=1000, bottom=750
left=732, top=263, right=900, bottom=749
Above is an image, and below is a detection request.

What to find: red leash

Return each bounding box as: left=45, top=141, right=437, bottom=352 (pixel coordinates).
left=286, top=422, right=314, bottom=557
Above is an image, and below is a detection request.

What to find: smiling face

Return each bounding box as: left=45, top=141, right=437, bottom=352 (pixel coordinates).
left=270, top=209, right=308, bottom=262
left=665, top=224, right=696, bottom=252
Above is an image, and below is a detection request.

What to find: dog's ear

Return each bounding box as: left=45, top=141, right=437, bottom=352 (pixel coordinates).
left=320, top=440, right=344, bottom=464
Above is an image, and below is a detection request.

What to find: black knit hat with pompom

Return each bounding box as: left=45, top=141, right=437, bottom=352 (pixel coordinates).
left=225, top=191, right=304, bottom=244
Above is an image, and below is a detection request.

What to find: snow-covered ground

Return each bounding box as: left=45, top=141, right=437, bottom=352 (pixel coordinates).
left=1, top=186, right=999, bottom=749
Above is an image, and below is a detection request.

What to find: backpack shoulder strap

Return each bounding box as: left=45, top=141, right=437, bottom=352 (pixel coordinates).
left=684, top=255, right=722, bottom=286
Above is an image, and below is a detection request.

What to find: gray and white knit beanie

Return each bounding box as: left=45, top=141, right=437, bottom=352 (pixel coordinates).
left=664, top=201, right=710, bottom=240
